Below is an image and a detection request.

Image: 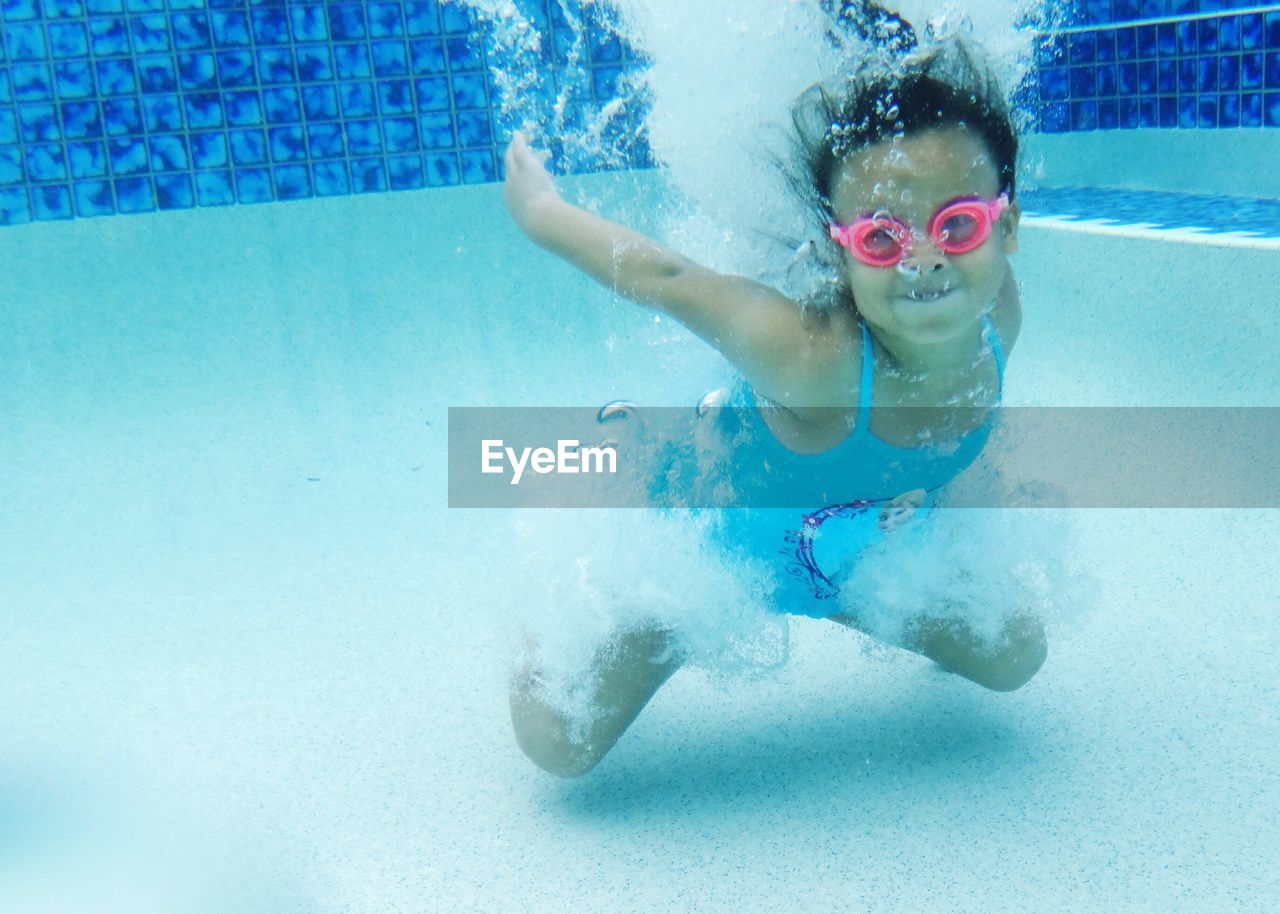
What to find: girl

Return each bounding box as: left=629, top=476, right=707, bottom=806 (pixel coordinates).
left=503, top=35, right=1048, bottom=777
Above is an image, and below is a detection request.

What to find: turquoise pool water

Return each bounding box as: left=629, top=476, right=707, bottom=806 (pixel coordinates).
left=1, top=168, right=1277, bottom=912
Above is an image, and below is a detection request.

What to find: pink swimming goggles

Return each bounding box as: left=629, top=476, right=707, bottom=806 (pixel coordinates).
left=829, top=193, right=1010, bottom=267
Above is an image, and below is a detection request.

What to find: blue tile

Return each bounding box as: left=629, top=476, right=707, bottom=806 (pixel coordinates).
left=368, top=2, right=404, bottom=38
left=185, top=92, right=222, bottom=128
left=25, top=143, right=65, bottom=181
left=0, top=187, right=31, bottom=224
left=1069, top=99, right=1098, bottom=130
left=329, top=4, right=366, bottom=41
left=73, top=179, right=114, bottom=216
left=440, top=3, right=471, bottom=33
left=306, top=121, right=343, bottom=157
left=1176, top=21, right=1196, bottom=54
left=95, top=58, right=136, bottom=96
left=6, top=22, right=46, bottom=61
left=446, top=36, right=482, bottom=71
left=1118, top=61, right=1137, bottom=93
left=108, top=136, right=146, bottom=174
left=1094, top=29, right=1116, bottom=63
left=0, top=71, right=7, bottom=104
left=1157, top=23, right=1177, bottom=56
left=65, top=148, right=114, bottom=192
left=1136, top=25, right=1156, bottom=58
left=1267, top=11, right=1280, bottom=49
left=130, top=15, right=170, bottom=53
left=0, top=108, right=15, bottom=143
left=424, top=150, right=457, bottom=185
left=126, top=0, right=163, bottom=12
left=302, top=84, right=337, bottom=119
left=1, top=0, right=38, bottom=21
left=171, top=11, right=211, bottom=50
left=456, top=109, right=490, bottom=145
left=1197, top=57, right=1217, bottom=91
left=189, top=130, right=227, bottom=167
left=419, top=111, right=451, bottom=148
left=195, top=169, right=233, bottom=205
left=224, top=90, right=262, bottom=125
left=1097, top=63, right=1117, bottom=95
left=340, top=81, right=375, bottom=116
left=234, top=167, right=270, bottom=203
left=60, top=99, right=101, bottom=138
left=268, top=124, right=305, bottom=161
left=387, top=153, right=423, bottom=189
left=1157, top=58, right=1176, bottom=92
left=1178, top=58, right=1197, bottom=92
left=460, top=148, right=494, bottom=184
left=1220, top=17, right=1241, bottom=53
left=258, top=47, right=296, bottom=84
left=177, top=52, right=216, bottom=91
left=378, top=79, right=413, bottom=114
left=210, top=11, right=250, bottom=47
left=409, top=38, right=445, bottom=74
left=89, top=18, right=129, bottom=56
left=53, top=60, right=94, bottom=98
left=1198, top=19, right=1218, bottom=54
left=1219, top=92, right=1240, bottom=126
left=312, top=159, right=348, bottom=195
left=1119, top=96, right=1140, bottom=127
left=47, top=21, right=88, bottom=58
left=1177, top=96, right=1196, bottom=127
left=334, top=43, right=372, bottom=79
left=372, top=40, right=408, bottom=77
left=1197, top=96, right=1217, bottom=126
left=13, top=63, right=53, bottom=100
left=382, top=115, right=417, bottom=151
left=415, top=76, right=448, bottom=110
left=345, top=118, right=381, bottom=153
left=228, top=128, right=265, bottom=164
left=1158, top=95, right=1177, bottom=126
left=85, top=0, right=123, bottom=13
left=137, top=55, right=176, bottom=93
left=592, top=66, right=621, bottom=101
left=296, top=46, right=332, bottom=81
left=350, top=156, right=385, bottom=192
left=451, top=73, right=485, bottom=108
left=261, top=86, right=299, bottom=123
left=251, top=7, right=290, bottom=45
left=1139, top=97, right=1157, bottom=126
left=404, top=1, right=440, bottom=37
left=589, top=28, right=621, bottom=63
left=1268, top=91, right=1280, bottom=126
left=33, top=183, right=72, bottom=220
left=1241, top=92, right=1261, bottom=125
left=1069, top=33, right=1096, bottom=65
left=0, top=146, right=24, bottom=183
left=20, top=103, right=57, bottom=141
left=217, top=50, right=256, bottom=87
left=1241, top=14, right=1262, bottom=51
left=148, top=133, right=187, bottom=170
left=291, top=5, right=328, bottom=42
left=1242, top=53, right=1262, bottom=89
left=101, top=96, right=141, bottom=135
left=1269, top=51, right=1280, bottom=88
left=273, top=163, right=310, bottom=198
left=1070, top=66, right=1096, bottom=97
left=155, top=171, right=194, bottom=208
left=1116, top=28, right=1136, bottom=60
left=1219, top=56, right=1239, bottom=91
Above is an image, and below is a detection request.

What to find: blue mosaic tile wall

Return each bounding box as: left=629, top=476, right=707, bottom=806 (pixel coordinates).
left=1033, top=4, right=1280, bottom=130
left=0, top=0, right=643, bottom=224
left=1, top=1, right=1277, bottom=226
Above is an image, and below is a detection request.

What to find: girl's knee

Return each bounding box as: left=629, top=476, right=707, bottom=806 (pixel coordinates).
left=508, top=673, right=609, bottom=778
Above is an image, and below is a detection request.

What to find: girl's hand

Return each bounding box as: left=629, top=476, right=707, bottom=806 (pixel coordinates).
left=503, top=131, right=562, bottom=239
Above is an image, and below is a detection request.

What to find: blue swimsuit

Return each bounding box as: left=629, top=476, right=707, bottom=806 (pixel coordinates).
left=705, top=316, right=1005, bottom=618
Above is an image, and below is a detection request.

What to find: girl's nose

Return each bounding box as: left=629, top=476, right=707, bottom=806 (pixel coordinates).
left=895, top=245, right=947, bottom=276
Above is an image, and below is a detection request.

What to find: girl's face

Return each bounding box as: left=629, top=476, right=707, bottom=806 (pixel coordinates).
left=830, top=126, right=1020, bottom=345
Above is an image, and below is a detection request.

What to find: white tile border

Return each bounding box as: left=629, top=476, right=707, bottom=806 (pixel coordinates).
left=1021, top=212, right=1280, bottom=249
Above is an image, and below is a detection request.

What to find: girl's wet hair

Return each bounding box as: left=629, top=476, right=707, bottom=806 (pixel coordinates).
left=790, top=37, right=1019, bottom=231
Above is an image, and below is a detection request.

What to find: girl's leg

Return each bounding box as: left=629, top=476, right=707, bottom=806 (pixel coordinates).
left=509, top=622, right=688, bottom=778
left=828, top=610, right=1047, bottom=692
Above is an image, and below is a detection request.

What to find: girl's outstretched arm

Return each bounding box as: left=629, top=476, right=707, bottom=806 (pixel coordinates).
left=503, top=133, right=848, bottom=407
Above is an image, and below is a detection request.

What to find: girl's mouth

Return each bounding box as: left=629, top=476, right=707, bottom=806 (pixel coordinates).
left=905, top=285, right=955, bottom=302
